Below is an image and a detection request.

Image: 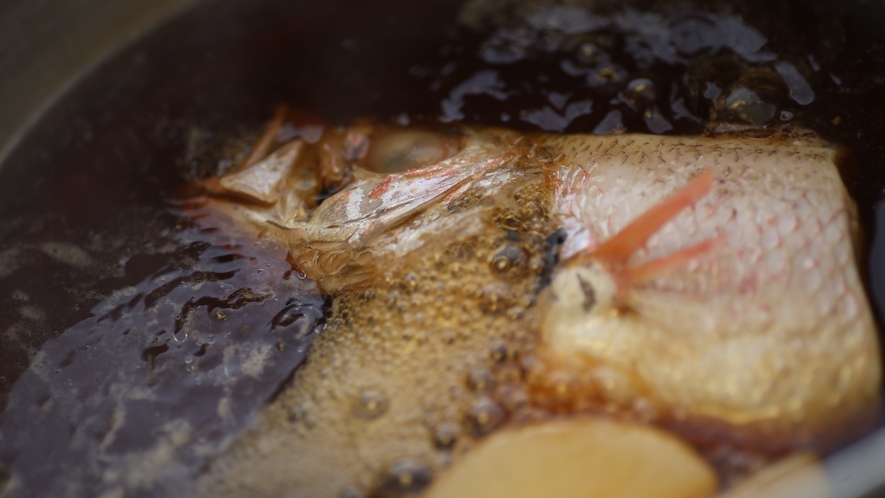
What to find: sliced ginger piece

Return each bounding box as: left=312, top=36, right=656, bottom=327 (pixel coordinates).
left=425, top=418, right=717, bottom=498
left=719, top=453, right=830, bottom=498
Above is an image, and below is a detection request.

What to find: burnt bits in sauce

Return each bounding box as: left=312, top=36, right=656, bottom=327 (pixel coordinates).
left=1, top=0, right=885, bottom=496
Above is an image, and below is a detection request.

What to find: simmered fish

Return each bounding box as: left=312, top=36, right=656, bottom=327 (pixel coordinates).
left=189, top=117, right=880, bottom=497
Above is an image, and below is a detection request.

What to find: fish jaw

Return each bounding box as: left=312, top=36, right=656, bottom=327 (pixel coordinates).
left=539, top=132, right=881, bottom=446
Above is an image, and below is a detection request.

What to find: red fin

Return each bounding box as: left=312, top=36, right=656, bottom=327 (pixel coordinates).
left=627, top=236, right=718, bottom=284
left=592, top=170, right=714, bottom=265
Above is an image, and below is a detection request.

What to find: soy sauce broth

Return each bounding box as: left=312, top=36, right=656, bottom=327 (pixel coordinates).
left=1, top=0, right=885, bottom=495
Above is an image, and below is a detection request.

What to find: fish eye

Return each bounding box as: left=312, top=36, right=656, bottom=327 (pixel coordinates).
left=363, top=129, right=461, bottom=174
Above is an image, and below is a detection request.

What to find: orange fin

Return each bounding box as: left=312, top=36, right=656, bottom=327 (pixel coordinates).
left=627, top=236, right=718, bottom=284
left=592, top=170, right=714, bottom=265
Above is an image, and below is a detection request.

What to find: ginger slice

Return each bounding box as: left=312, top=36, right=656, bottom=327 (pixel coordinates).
left=425, top=418, right=717, bottom=498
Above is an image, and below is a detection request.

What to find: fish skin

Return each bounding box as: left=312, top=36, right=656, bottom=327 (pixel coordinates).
left=539, top=131, right=880, bottom=446
left=192, top=124, right=881, bottom=496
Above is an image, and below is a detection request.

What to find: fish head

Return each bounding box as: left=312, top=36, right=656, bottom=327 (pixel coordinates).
left=201, top=120, right=549, bottom=292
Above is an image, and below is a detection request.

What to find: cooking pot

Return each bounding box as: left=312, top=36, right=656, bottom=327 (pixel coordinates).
left=1, top=0, right=884, bottom=497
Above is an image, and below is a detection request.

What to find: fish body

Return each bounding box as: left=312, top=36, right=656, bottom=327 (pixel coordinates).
left=540, top=132, right=879, bottom=447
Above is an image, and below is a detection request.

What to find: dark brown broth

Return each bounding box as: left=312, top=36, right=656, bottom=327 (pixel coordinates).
left=1, top=0, right=884, bottom=495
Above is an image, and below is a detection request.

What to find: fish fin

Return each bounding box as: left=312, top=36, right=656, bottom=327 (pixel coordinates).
left=626, top=236, right=718, bottom=285
left=592, top=170, right=713, bottom=265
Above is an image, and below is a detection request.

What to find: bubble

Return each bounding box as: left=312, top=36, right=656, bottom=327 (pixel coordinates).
left=375, top=460, right=433, bottom=495
left=685, top=56, right=745, bottom=118
left=466, top=398, right=506, bottom=435
left=495, top=364, right=522, bottom=384
left=498, top=386, right=530, bottom=412
left=385, top=291, right=399, bottom=310
left=712, top=69, right=786, bottom=126
left=575, top=42, right=605, bottom=66
left=497, top=214, right=521, bottom=232
left=546, top=369, right=580, bottom=399
left=489, top=341, right=508, bottom=362
left=717, top=90, right=774, bottom=126
left=403, top=273, right=418, bottom=291
left=588, top=65, right=627, bottom=88
left=353, top=390, right=390, bottom=420
left=623, top=78, right=657, bottom=107
left=519, top=355, right=546, bottom=384
left=478, top=283, right=514, bottom=313
left=467, top=368, right=495, bottom=392
left=432, top=422, right=460, bottom=449
left=289, top=404, right=315, bottom=429
left=489, top=244, right=526, bottom=273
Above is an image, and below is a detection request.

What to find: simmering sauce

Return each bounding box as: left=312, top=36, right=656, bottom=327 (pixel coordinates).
left=1, top=0, right=884, bottom=496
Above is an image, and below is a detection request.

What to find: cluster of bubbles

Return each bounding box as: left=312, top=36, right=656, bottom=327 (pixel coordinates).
left=203, top=176, right=559, bottom=497
left=425, top=0, right=818, bottom=135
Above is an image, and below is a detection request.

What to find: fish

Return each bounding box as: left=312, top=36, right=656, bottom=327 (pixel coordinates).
left=186, top=113, right=881, bottom=497
left=537, top=132, right=880, bottom=447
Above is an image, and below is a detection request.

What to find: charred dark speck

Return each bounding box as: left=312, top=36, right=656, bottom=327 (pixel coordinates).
left=576, top=274, right=596, bottom=312
left=537, top=229, right=566, bottom=290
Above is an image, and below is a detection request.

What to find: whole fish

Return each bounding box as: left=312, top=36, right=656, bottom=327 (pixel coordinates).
left=189, top=114, right=880, bottom=497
